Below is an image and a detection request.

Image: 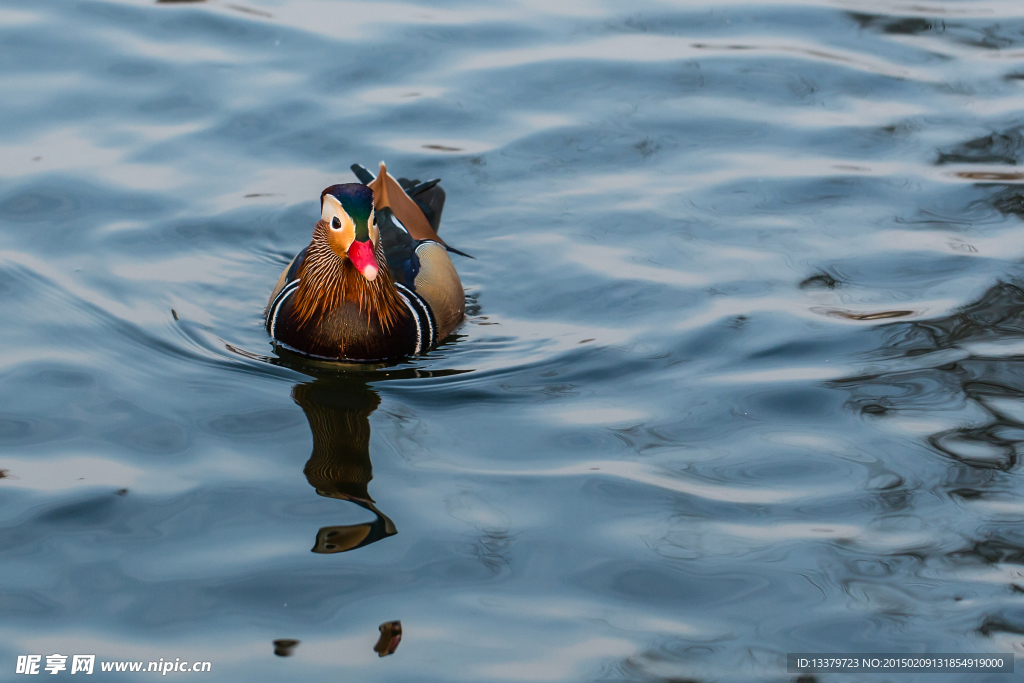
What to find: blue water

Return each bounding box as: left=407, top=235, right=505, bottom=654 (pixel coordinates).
left=2, top=0, right=1024, bottom=680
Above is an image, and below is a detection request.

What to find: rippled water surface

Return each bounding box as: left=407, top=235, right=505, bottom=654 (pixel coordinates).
left=4, top=0, right=1024, bottom=680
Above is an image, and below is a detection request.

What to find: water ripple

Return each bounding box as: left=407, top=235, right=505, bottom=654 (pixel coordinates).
left=4, top=0, right=1024, bottom=679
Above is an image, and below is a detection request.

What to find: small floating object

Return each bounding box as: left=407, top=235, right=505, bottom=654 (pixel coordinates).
left=272, top=639, right=299, bottom=657
left=373, top=621, right=402, bottom=657
left=799, top=272, right=840, bottom=290
left=225, top=4, right=273, bottom=18
left=814, top=307, right=916, bottom=321
left=266, top=162, right=468, bottom=361
left=953, top=171, right=1024, bottom=182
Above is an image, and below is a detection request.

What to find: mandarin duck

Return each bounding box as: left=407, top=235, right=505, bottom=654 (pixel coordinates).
left=266, top=162, right=467, bottom=361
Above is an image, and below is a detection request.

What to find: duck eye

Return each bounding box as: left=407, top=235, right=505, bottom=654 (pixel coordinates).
left=331, top=216, right=341, bottom=230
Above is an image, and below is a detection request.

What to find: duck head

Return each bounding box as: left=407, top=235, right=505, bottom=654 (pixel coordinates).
left=320, top=183, right=380, bottom=282
left=292, top=181, right=404, bottom=332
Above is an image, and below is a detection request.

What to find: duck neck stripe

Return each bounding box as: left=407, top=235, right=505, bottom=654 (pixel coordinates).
left=267, top=279, right=301, bottom=338
left=395, top=283, right=437, bottom=353
left=395, top=290, right=422, bottom=355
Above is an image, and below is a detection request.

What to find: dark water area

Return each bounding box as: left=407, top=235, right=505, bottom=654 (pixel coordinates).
left=3, top=0, right=1024, bottom=680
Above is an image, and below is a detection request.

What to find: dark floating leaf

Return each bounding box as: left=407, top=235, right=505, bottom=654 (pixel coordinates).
left=979, top=617, right=1024, bottom=636
left=374, top=621, right=402, bottom=657
left=818, top=308, right=915, bottom=321
left=800, top=272, right=840, bottom=290
left=273, top=639, right=299, bottom=657
left=992, top=190, right=1024, bottom=217
left=226, top=4, right=273, bottom=18
left=848, top=13, right=933, bottom=36
left=422, top=144, right=462, bottom=152
left=954, top=171, right=1024, bottom=181
left=937, top=127, right=1024, bottom=166
left=851, top=12, right=1020, bottom=49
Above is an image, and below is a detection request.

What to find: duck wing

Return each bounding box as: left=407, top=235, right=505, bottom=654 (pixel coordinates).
left=366, top=162, right=445, bottom=244
left=376, top=206, right=420, bottom=289
left=398, top=177, right=445, bottom=233
left=265, top=246, right=307, bottom=317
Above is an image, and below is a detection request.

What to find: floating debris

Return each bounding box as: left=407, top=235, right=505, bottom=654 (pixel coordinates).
left=800, top=272, right=840, bottom=290
left=226, top=4, right=273, bottom=18
left=373, top=621, right=401, bottom=657
left=953, top=171, right=1024, bottom=182
left=860, top=403, right=888, bottom=415
left=937, top=126, right=1024, bottom=166
left=817, top=308, right=915, bottom=321
left=273, top=639, right=299, bottom=657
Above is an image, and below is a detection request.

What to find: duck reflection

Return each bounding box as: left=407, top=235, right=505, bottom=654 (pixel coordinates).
left=292, top=377, right=396, bottom=553
left=832, top=279, right=1024, bottom=473
left=829, top=278, right=1024, bottom=640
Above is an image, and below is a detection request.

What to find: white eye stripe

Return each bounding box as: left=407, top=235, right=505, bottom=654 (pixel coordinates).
left=321, top=195, right=353, bottom=233
left=324, top=209, right=353, bottom=232
left=321, top=194, right=341, bottom=221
